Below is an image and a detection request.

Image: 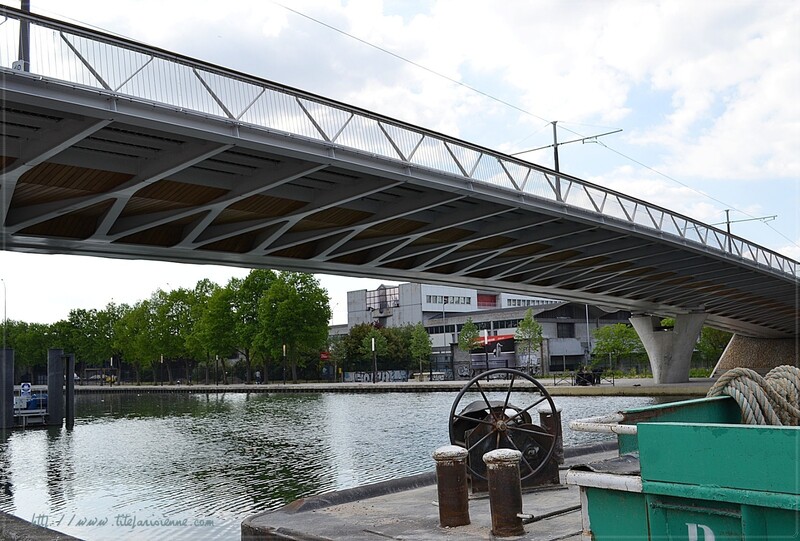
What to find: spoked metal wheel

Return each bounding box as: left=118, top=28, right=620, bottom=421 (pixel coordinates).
left=449, top=368, right=557, bottom=482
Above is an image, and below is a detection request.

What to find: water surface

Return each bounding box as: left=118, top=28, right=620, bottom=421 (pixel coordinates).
left=0, top=391, right=662, bottom=540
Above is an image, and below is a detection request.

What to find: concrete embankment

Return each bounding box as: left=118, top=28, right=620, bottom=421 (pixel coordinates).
left=0, top=512, right=82, bottom=541
left=71, top=377, right=714, bottom=397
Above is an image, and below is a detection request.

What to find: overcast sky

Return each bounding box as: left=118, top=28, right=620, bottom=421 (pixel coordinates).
left=1, top=0, right=798, bottom=326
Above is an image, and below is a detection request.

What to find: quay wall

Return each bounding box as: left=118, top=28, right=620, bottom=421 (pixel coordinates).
left=63, top=379, right=713, bottom=397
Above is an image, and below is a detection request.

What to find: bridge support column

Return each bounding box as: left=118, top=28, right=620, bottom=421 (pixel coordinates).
left=630, top=313, right=707, bottom=384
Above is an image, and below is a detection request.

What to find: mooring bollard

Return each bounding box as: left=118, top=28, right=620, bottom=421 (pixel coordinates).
left=538, top=403, right=564, bottom=464
left=483, top=448, right=525, bottom=537
left=432, top=445, right=470, bottom=528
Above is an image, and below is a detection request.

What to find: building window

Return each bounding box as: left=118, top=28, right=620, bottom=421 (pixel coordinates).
left=557, top=323, right=575, bottom=338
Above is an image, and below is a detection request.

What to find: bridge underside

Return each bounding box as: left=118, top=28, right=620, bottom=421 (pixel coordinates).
left=1, top=78, right=797, bottom=338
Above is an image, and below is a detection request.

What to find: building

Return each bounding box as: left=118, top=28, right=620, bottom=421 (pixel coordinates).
left=342, top=283, right=632, bottom=377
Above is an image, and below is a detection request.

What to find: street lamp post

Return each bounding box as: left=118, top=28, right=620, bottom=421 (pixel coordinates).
left=282, top=344, right=287, bottom=385
left=442, top=297, right=448, bottom=347
left=160, top=354, right=164, bottom=386
left=371, top=336, right=377, bottom=384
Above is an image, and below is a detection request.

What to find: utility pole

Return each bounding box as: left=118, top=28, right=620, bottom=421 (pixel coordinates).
left=714, top=211, right=777, bottom=253
left=512, top=122, right=621, bottom=202
left=552, top=121, right=560, bottom=173
left=16, top=0, right=31, bottom=72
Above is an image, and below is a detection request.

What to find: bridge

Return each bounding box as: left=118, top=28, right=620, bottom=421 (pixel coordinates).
left=1, top=7, right=797, bottom=381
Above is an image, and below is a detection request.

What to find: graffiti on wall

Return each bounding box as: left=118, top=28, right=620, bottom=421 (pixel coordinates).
left=344, top=370, right=409, bottom=383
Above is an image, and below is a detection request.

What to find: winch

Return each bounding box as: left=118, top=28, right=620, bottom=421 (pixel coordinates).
left=448, top=368, right=561, bottom=491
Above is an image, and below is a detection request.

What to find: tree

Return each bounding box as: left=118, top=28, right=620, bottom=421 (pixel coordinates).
left=327, top=334, right=347, bottom=382
left=359, top=327, right=389, bottom=379
left=592, top=324, right=643, bottom=369
left=185, top=279, right=217, bottom=383
left=256, top=272, right=331, bottom=382
left=232, top=269, right=277, bottom=383
left=342, top=323, right=379, bottom=372
left=112, top=301, right=154, bottom=384
left=697, top=327, right=732, bottom=365
left=195, top=285, right=238, bottom=384
left=409, top=323, right=432, bottom=377
left=458, top=317, right=481, bottom=352
left=149, top=288, right=194, bottom=383
left=515, top=308, right=543, bottom=374
left=5, top=320, right=49, bottom=379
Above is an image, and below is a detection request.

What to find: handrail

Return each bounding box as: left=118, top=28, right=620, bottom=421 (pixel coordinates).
left=0, top=5, right=796, bottom=280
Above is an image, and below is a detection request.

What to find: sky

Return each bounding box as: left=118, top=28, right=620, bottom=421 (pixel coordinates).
left=0, top=0, right=798, bottom=326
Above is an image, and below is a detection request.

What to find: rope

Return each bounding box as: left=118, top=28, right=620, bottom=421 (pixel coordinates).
left=706, top=365, right=800, bottom=426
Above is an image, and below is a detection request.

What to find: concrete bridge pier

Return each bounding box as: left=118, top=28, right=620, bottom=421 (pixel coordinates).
left=630, top=313, right=707, bottom=384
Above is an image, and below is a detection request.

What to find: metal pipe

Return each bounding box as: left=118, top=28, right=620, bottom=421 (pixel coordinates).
left=432, top=445, right=470, bottom=528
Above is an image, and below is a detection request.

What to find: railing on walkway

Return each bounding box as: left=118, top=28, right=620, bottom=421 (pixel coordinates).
left=0, top=6, right=796, bottom=279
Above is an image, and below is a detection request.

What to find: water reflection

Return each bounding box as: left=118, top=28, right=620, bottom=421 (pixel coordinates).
left=0, top=392, right=662, bottom=540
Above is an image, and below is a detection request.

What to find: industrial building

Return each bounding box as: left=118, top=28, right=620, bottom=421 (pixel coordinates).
left=335, top=283, right=632, bottom=376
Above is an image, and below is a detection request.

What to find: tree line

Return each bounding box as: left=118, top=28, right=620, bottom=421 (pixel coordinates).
left=1, top=270, right=334, bottom=384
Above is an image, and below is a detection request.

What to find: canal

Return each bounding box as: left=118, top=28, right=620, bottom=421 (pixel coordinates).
left=0, top=391, right=669, bottom=540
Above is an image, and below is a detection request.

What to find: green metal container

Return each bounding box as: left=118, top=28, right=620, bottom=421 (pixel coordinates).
left=567, top=396, right=800, bottom=540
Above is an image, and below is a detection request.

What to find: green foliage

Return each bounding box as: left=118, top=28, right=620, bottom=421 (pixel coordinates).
left=327, top=334, right=347, bottom=381
left=458, top=317, right=481, bottom=352
left=342, top=323, right=377, bottom=371
left=384, top=325, right=411, bottom=369
left=359, top=327, right=389, bottom=366
left=112, top=301, right=155, bottom=384
left=232, top=269, right=277, bottom=382
left=515, top=309, right=543, bottom=371
left=256, top=272, right=331, bottom=382
left=50, top=304, right=123, bottom=368
left=696, top=327, right=732, bottom=363
left=4, top=320, right=49, bottom=371
left=409, top=322, right=432, bottom=373
left=592, top=323, right=643, bottom=367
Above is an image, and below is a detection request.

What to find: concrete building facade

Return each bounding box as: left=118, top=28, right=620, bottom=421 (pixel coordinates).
left=342, top=283, right=632, bottom=377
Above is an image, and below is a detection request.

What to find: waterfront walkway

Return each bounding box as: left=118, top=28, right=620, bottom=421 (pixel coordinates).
left=70, top=376, right=715, bottom=397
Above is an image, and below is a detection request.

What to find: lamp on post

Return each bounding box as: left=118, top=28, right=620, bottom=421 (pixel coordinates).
left=442, top=297, right=448, bottom=347
left=160, top=354, right=164, bottom=386
left=282, top=344, right=287, bottom=385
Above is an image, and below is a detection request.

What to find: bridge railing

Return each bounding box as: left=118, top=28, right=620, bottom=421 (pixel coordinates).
left=1, top=6, right=796, bottom=279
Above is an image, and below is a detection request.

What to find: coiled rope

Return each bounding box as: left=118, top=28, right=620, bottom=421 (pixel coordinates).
left=706, top=365, right=800, bottom=426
